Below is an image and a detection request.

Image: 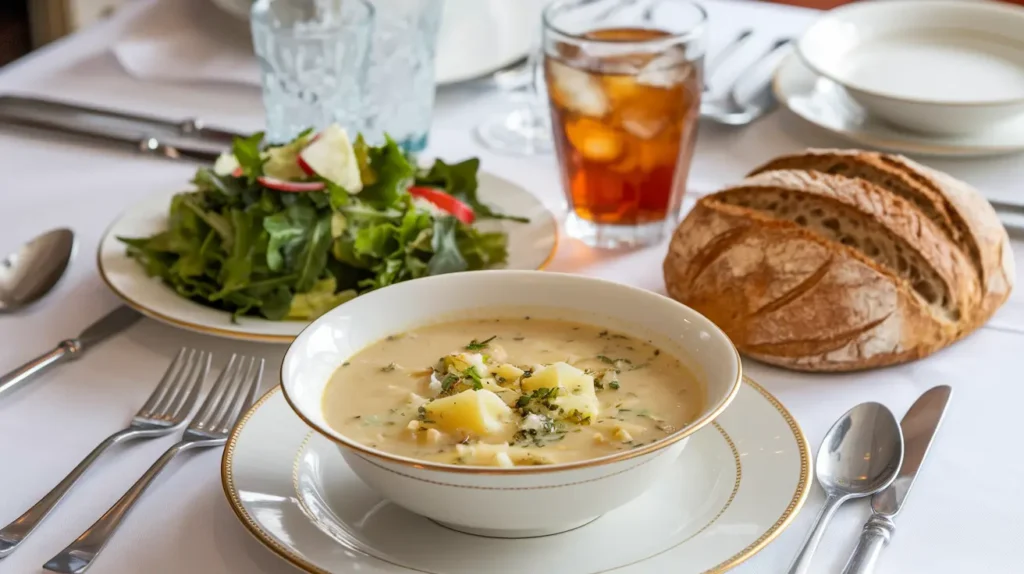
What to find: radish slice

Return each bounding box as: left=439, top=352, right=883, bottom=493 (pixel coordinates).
left=296, top=133, right=322, bottom=176
left=298, top=124, right=363, bottom=193
left=408, top=186, right=475, bottom=224
left=257, top=176, right=325, bottom=192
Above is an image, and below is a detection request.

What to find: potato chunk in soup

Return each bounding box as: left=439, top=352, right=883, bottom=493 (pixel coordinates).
left=321, top=317, right=704, bottom=467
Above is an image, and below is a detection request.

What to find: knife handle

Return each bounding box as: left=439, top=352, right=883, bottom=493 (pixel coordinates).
left=841, top=514, right=895, bottom=574
left=0, top=340, right=81, bottom=399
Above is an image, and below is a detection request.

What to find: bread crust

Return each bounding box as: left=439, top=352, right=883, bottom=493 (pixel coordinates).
left=749, top=149, right=1014, bottom=329
left=664, top=149, right=1014, bottom=371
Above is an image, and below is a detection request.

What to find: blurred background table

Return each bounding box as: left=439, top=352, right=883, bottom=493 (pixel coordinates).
left=0, top=0, right=1022, bottom=573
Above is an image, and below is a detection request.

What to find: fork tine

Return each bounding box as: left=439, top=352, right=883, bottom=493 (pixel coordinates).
left=138, top=348, right=189, bottom=417
left=217, top=358, right=264, bottom=433
left=193, top=354, right=240, bottom=426
left=166, top=351, right=210, bottom=421
left=209, top=356, right=253, bottom=428
left=150, top=349, right=199, bottom=417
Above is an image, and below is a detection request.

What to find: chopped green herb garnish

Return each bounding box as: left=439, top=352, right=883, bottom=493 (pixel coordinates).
left=465, top=335, right=497, bottom=351
left=342, top=361, right=351, bottom=367
left=597, top=355, right=632, bottom=366
left=441, top=373, right=459, bottom=393
left=381, top=362, right=397, bottom=372
left=609, top=381, right=621, bottom=390
left=512, top=336, right=525, bottom=341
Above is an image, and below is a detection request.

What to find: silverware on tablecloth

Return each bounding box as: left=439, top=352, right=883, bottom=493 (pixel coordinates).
left=786, top=402, right=905, bottom=574
left=701, top=37, right=793, bottom=126
left=43, top=354, right=265, bottom=574
left=0, top=348, right=210, bottom=558
left=0, top=95, right=244, bottom=146
left=842, top=386, right=953, bottom=574
left=0, top=228, right=75, bottom=313
left=0, top=306, right=142, bottom=400
left=703, top=28, right=753, bottom=94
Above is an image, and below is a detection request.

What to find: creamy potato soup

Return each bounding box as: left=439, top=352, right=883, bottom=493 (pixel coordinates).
left=321, top=317, right=704, bottom=467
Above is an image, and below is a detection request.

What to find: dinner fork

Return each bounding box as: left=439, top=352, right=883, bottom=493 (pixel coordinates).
left=42, top=354, right=264, bottom=574
left=0, top=348, right=210, bottom=559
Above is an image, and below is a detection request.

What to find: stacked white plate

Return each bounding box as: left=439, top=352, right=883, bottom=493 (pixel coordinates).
left=210, top=0, right=541, bottom=86
left=774, top=0, right=1024, bottom=157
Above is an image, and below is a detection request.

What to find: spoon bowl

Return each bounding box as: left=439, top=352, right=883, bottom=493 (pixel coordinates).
left=788, top=402, right=904, bottom=574
left=0, top=228, right=76, bottom=313
left=817, top=402, right=904, bottom=494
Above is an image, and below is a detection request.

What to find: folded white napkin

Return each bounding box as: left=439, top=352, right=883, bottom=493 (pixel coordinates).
left=112, top=0, right=261, bottom=86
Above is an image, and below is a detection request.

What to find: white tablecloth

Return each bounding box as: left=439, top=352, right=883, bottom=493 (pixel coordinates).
left=1, top=1, right=1022, bottom=573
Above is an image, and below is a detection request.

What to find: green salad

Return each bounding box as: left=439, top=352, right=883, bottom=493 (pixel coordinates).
left=120, top=125, right=527, bottom=321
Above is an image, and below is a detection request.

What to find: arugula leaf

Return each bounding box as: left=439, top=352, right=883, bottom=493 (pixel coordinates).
left=232, top=132, right=266, bottom=182
left=294, top=213, right=333, bottom=292
left=358, top=135, right=414, bottom=209
left=263, top=205, right=315, bottom=272
left=416, top=158, right=529, bottom=223
left=426, top=216, right=468, bottom=275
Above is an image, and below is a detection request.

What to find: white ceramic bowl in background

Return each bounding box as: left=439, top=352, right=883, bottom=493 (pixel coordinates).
left=798, top=0, right=1024, bottom=136
left=281, top=270, right=742, bottom=538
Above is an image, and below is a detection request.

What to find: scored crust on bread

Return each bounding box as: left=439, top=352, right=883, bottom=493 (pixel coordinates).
left=748, top=149, right=1014, bottom=326
left=664, top=149, right=1013, bottom=372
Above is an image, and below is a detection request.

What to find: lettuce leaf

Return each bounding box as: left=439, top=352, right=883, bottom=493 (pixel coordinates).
left=119, top=131, right=520, bottom=321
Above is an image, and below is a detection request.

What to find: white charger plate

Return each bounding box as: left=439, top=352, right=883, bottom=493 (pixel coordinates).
left=773, top=53, right=1024, bottom=157
left=221, top=378, right=811, bottom=574
left=210, top=0, right=538, bottom=86
left=98, top=173, right=558, bottom=343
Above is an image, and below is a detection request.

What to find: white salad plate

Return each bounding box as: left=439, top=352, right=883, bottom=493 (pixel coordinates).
left=222, top=379, right=811, bottom=574
left=797, top=0, right=1024, bottom=136
left=773, top=53, right=1024, bottom=158
left=209, top=0, right=538, bottom=86
left=98, top=172, right=558, bottom=343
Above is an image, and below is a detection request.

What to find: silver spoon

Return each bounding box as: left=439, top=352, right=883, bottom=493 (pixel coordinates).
left=787, top=402, right=904, bottom=574
left=0, top=228, right=75, bottom=313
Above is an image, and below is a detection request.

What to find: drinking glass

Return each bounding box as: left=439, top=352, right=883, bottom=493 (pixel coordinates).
left=543, top=0, right=706, bottom=248
left=251, top=0, right=373, bottom=144
left=476, top=44, right=555, bottom=156
left=362, top=0, right=444, bottom=153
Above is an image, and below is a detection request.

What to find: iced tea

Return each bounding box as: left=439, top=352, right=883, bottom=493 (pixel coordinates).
left=543, top=1, right=705, bottom=248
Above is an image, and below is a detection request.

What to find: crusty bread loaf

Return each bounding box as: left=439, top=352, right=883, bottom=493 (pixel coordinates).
left=664, top=149, right=1014, bottom=371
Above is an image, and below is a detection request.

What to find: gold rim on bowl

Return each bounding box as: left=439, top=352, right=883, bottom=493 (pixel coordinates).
left=278, top=272, right=744, bottom=476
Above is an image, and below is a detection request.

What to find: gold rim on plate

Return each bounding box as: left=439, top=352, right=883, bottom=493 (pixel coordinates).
left=220, top=377, right=811, bottom=574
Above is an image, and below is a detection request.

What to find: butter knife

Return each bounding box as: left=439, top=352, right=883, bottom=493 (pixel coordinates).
left=841, top=385, right=952, bottom=574
left=0, top=306, right=142, bottom=399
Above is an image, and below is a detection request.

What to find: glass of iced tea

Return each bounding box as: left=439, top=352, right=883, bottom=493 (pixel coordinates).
left=543, top=0, right=705, bottom=248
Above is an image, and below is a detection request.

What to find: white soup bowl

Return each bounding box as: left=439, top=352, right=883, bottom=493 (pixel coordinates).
left=281, top=270, right=742, bottom=538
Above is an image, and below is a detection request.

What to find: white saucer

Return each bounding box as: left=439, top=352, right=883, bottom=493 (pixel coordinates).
left=221, top=379, right=811, bottom=573
left=98, top=172, right=558, bottom=344
left=773, top=53, right=1024, bottom=157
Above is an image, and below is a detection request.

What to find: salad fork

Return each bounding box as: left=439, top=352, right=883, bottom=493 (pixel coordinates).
left=0, top=348, right=210, bottom=558
left=43, top=354, right=265, bottom=574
